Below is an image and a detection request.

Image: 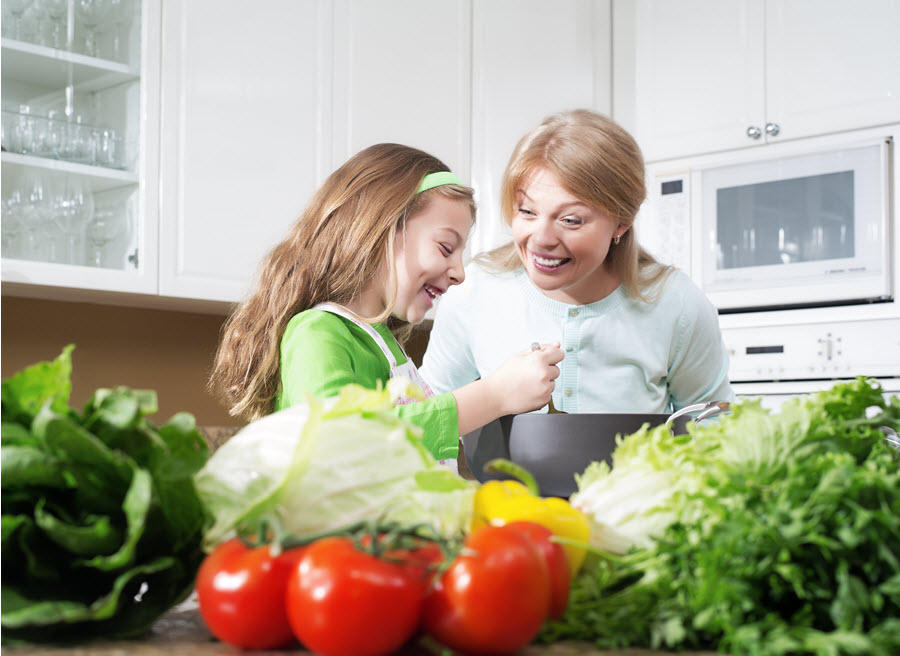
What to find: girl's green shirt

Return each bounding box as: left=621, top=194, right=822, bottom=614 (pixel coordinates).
left=275, top=309, right=460, bottom=460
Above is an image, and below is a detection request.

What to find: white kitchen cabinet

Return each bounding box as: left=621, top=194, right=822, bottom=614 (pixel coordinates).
left=469, top=0, right=611, bottom=255
left=4, top=0, right=615, bottom=307
left=157, top=0, right=329, bottom=303
left=332, top=0, right=471, bottom=180
left=629, top=0, right=900, bottom=162
left=765, top=0, right=900, bottom=143
left=1, top=0, right=161, bottom=298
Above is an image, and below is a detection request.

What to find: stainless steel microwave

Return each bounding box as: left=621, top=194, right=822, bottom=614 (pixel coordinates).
left=640, top=125, right=897, bottom=313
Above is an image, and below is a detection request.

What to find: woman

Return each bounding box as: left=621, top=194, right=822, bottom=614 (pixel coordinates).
left=420, top=110, right=733, bottom=414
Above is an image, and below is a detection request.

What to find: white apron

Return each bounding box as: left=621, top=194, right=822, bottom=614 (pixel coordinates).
left=314, top=303, right=458, bottom=473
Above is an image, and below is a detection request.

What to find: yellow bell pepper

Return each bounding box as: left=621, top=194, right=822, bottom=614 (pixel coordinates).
left=471, top=459, right=590, bottom=577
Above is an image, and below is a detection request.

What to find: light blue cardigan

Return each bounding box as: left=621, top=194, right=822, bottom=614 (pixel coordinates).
left=420, top=266, right=734, bottom=414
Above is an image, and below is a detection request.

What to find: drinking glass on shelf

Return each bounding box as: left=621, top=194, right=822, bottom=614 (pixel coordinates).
left=59, top=115, right=93, bottom=164
left=85, top=203, right=124, bottom=267
left=107, top=0, right=132, bottom=62
left=38, top=0, right=69, bottom=49
left=75, top=0, right=111, bottom=57
left=92, top=128, right=121, bottom=168
left=13, top=104, right=35, bottom=155
left=1, top=188, right=25, bottom=259
left=20, top=174, right=54, bottom=262
left=52, top=176, right=95, bottom=265
left=1, top=110, right=11, bottom=152
left=34, top=109, right=64, bottom=159
left=5, top=0, right=35, bottom=41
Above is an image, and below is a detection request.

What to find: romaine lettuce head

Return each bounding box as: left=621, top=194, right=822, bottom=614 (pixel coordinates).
left=194, top=383, right=474, bottom=548
left=1, top=346, right=210, bottom=643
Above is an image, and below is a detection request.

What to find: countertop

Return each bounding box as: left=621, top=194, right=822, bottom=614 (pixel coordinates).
left=2, top=600, right=717, bottom=656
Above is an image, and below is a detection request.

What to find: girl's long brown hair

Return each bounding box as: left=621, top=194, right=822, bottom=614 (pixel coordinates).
left=476, top=109, right=671, bottom=299
left=210, top=143, right=475, bottom=420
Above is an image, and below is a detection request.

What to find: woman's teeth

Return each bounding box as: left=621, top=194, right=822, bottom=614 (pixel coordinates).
left=534, top=254, right=567, bottom=268
left=424, top=285, right=440, bottom=300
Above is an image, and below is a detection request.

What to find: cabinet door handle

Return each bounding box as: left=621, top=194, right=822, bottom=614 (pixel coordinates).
left=746, top=125, right=762, bottom=140
left=765, top=122, right=781, bottom=137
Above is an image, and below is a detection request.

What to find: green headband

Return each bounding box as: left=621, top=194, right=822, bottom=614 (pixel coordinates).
left=417, top=171, right=463, bottom=194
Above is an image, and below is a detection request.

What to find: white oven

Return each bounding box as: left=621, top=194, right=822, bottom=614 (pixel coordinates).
left=639, top=124, right=900, bottom=394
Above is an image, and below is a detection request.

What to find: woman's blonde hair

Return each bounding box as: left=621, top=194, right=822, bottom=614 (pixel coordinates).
left=476, top=109, right=671, bottom=298
left=210, top=143, right=476, bottom=420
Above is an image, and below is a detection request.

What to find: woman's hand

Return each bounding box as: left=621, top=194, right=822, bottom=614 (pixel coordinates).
left=485, top=342, right=564, bottom=416
left=452, top=343, right=564, bottom=436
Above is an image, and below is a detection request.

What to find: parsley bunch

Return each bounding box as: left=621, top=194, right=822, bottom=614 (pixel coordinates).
left=544, top=378, right=900, bottom=656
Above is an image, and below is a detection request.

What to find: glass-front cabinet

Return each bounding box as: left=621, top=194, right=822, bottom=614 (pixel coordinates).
left=1, top=0, right=159, bottom=296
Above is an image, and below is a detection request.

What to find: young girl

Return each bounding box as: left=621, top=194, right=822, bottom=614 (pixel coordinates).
left=210, top=143, right=563, bottom=464
left=421, top=110, right=733, bottom=414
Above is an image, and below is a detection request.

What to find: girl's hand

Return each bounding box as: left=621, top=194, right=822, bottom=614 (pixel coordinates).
left=484, top=342, right=564, bottom=416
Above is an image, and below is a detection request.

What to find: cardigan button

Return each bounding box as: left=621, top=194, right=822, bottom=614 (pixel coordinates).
left=568, top=308, right=579, bottom=317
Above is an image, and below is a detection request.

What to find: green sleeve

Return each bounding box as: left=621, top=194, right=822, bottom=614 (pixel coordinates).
left=396, top=392, right=460, bottom=461
left=277, top=310, right=460, bottom=460
left=277, top=310, right=381, bottom=410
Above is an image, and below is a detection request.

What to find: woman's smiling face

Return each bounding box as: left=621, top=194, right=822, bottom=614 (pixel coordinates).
left=511, top=167, right=627, bottom=305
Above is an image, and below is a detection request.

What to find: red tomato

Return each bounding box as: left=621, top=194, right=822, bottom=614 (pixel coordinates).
left=422, top=524, right=552, bottom=655
left=195, top=538, right=305, bottom=649
left=285, top=536, right=428, bottom=656
left=505, top=521, right=571, bottom=619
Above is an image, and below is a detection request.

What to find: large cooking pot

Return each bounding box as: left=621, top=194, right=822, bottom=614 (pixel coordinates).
left=461, top=401, right=730, bottom=498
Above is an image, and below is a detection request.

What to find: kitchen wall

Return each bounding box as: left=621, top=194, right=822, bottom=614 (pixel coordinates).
left=1, top=296, right=236, bottom=426
left=1, top=296, right=433, bottom=427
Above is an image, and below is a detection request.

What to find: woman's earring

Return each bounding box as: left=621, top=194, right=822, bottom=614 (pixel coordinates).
left=613, top=234, right=621, bottom=245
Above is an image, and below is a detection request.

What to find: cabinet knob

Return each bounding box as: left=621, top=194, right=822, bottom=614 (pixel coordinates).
left=127, top=249, right=139, bottom=269
left=746, top=125, right=762, bottom=140
left=765, top=122, right=781, bottom=137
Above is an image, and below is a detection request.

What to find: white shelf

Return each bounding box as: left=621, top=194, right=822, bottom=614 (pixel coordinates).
left=1, top=38, right=139, bottom=92
left=2, top=152, right=138, bottom=192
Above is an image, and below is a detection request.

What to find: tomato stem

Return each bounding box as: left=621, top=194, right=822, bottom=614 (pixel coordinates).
left=279, top=518, right=458, bottom=566
left=236, top=514, right=285, bottom=554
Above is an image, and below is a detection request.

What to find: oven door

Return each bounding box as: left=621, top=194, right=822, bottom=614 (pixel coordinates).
left=697, top=137, right=892, bottom=312
left=732, top=378, right=900, bottom=412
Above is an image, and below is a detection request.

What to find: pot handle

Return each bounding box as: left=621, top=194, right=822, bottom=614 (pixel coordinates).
left=666, top=400, right=731, bottom=429
left=882, top=426, right=900, bottom=451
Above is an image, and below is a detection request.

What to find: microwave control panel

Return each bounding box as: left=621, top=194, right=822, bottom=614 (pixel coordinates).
left=640, top=171, right=691, bottom=274
left=722, top=318, right=900, bottom=382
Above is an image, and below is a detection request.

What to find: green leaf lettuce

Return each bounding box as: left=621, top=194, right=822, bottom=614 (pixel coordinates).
left=1, top=346, right=210, bottom=643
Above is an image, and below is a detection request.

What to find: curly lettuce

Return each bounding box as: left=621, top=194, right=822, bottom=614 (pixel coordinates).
left=547, top=378, right=900, bottom=656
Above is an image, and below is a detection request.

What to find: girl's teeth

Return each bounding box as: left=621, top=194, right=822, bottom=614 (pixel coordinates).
left=535, top=255, right=564, bottom=267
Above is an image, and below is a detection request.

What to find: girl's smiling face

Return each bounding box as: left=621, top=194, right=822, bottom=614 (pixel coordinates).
left=511, top=167, right=627, bottom=305
left=352, top=193, right=472, bottom=325
left=391, top=194, right=472, bottom=324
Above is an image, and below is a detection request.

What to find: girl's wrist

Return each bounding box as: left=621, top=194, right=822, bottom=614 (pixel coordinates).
left=479, top=373, right=507, bottom=418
